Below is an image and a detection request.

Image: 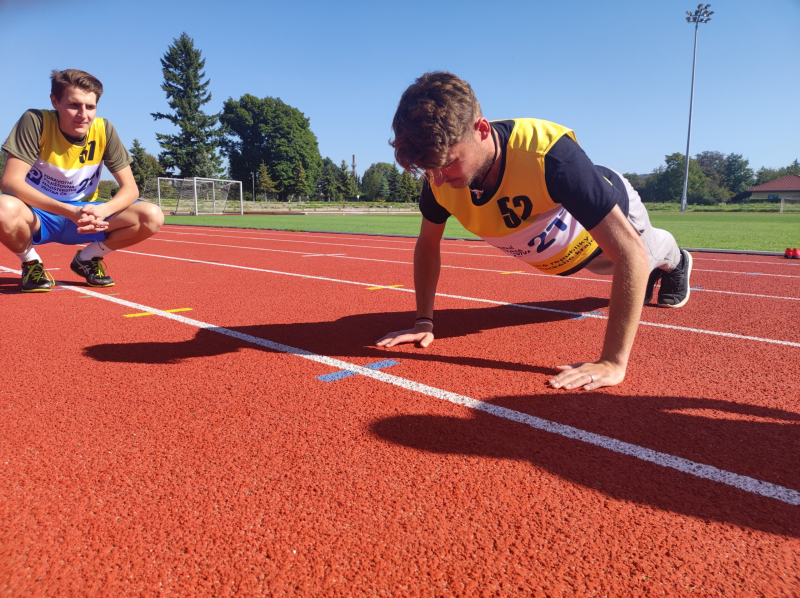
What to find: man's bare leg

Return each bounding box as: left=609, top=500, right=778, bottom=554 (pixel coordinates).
left=102, top=201, right=165, bottom=250
left=0, top=194, right=39, bottom=254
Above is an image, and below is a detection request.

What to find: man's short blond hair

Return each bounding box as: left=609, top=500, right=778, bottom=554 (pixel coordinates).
left=390, top=72, right=481, bottom=175
left=50, top=69, right=104, bottom=102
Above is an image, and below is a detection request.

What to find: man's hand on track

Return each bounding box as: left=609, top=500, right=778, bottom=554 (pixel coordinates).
left=376, top=324, right=434, bottom=349
left=548, top=360, right=626, bottom=391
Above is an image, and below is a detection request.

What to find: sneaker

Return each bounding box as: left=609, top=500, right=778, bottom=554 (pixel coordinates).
left=643, top=268, right=663, bottom=305
left=657, top=249, right=693, bottom=308
left=792, top=248, right=800, bottom=259
left=786, top=248, right=794, bottom=259
left=21, top=260, right=55, bottom=293
left=70, top=251, right=115, bottom=287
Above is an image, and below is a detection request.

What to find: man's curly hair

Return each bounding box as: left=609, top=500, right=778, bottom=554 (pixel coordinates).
left=390, top=72, right=481, bottom=175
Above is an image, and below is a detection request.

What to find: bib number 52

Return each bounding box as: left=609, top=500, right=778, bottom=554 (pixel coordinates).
left=496, top=195, right=533, bottom=228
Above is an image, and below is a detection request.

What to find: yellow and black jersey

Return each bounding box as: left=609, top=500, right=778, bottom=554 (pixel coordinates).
left=420, top=118, right=629, bottom=276
left=2, top=109, right=132, bottom=203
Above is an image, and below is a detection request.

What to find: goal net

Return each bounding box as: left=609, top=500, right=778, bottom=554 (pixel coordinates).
left=780, top=196, right=800, bottom=213
left=140, top=177, right=243, bottom=215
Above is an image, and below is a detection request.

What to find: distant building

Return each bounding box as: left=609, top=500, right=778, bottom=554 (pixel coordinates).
left=745, top=174, right=800, bottom=202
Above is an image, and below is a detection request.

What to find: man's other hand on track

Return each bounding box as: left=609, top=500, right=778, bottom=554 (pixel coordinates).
left=548, top=360, right=626, bottom=391
left=376, top=324, right=434, bottom=349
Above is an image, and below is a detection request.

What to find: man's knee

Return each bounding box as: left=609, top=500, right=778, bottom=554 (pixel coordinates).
left=0, top=194, right=32, bottom=232
left=138, top=202, right=164, bottom=234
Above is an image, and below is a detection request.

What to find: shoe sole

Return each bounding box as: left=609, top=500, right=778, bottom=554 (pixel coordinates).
left=21, top=287, right=52, bottom=293
left=658, top=250, right=692, bottom=308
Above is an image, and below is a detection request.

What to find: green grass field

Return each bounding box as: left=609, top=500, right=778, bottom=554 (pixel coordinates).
left=164, top=212, right=800, bottom=252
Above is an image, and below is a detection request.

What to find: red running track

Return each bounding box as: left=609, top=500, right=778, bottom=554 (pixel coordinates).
left=1, top=224, right=798, bottom=596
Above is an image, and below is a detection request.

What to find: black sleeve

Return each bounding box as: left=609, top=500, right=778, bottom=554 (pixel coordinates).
left=544, top=135, right=629, bottom=231
left=418, top=179, right=451, bottom=224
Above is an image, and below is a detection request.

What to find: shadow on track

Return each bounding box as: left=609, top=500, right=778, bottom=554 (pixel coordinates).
left=370, top=393, right=800, bottom=538
left=82, top=297, right=609, bottom=374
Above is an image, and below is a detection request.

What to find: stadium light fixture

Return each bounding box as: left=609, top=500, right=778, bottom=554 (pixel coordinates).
left=679, top=3, right=713, bottom=212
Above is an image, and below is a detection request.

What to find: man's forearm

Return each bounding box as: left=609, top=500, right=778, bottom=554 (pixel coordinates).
left=100, top=183, right=138, bottom=215
left=1, top=178, right=77, bottom=218
left=600, top=244, right=649, bottom=368
left=414, top=241, right=441, bottom=319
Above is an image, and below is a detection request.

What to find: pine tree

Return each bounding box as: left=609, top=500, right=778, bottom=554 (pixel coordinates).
left=152, top=32, right=223, bottom=178
left=129, top=139, right=163, bottom=190
left=287, top=160, right=311, bottom=198
left=256, top=162, right=277, bottom=198
left=387, top=164, right=401, bottom=202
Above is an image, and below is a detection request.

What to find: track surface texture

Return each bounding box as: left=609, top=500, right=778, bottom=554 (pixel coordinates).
left=1, top=224, right=798, bottom=597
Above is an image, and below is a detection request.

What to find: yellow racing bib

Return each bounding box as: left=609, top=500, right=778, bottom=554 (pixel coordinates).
left=25, top=110, right=107, bottom=203
left=431, top=118, right=601, bottom=275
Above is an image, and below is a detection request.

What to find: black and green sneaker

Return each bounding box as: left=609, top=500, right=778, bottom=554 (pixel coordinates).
left=70, top=251, right=115, bottom=287
left=21, top=260, right=55, bottom=293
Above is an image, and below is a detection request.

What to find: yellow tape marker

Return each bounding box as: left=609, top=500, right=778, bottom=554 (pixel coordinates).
left=366, top=284, right=404, bottom=291
left=500, top=271, right=525, bottom=275
left=124, top=308, right=193, bottom=318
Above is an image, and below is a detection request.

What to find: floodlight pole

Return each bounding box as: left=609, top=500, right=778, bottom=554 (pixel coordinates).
left=680, top=5, right=713, bottom=212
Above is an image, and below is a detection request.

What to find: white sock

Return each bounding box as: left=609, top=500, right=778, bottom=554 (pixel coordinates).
left=15, top=245, right=41, bottom=264
left=79, top=241, right=112, bottom=261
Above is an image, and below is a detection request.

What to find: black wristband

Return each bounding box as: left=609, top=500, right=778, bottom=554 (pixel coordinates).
left=415, top=317, right=433, bottom=323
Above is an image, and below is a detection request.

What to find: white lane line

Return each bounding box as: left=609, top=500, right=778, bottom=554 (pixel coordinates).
left=161, top=225, right=489, bottom=249
left=98, top=251, right=800, bottom=348
left=147, top=237, right=800, bottom=302
left=156, top=230, right=800, bottom=278
left=695, top=257, right=799, bottom=267
left=156, top=230, right=509, bottom=258
left=8, top=260, right=794, bottom=505
left=8, top=272, right=793, bottom=507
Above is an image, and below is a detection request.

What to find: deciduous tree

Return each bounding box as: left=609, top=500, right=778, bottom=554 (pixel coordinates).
left=221, top=94, right=322, bottom=200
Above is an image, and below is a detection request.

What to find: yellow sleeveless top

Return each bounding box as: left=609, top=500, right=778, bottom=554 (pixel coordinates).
left=25, top=110, right=107, bottom=203
left=430, top=118, right=601, bottom=275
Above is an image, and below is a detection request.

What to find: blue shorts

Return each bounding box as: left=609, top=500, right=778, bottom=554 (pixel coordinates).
left=31, top=201, right=109, bottom=246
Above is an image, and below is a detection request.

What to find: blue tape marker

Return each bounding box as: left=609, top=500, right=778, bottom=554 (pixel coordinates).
left=691, top=286, right=705, bottom=291
left=318, top=359, right=400, bottom=382
left=746, top=272, right=762, bottom=276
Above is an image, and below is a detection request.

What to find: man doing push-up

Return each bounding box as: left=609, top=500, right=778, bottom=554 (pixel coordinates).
left=377, top=72, right=691, bottom=391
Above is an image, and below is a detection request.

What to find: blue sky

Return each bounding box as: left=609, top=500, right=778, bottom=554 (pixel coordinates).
left=1, top=0, right=798, bottom=180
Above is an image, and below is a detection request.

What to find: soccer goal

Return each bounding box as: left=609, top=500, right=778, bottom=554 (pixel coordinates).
left=140, top=177, right=244, bottom=215
left=780, top=196, right=800, bottom=213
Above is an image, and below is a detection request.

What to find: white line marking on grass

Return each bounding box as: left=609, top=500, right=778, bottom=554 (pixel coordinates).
left=7, top=267, right=794, bottom=507
left=86, top=252, right=800, bottom=349
left=147, top=238, right=800, bottom=302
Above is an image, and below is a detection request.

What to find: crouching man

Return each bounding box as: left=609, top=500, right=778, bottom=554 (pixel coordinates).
left=0, top=68, right=163, bottom=291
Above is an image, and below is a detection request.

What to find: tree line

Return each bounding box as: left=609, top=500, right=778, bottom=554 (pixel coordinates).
left=131, top=32, right=422, bottom=202
left=623, top=152, right=799, bottom=205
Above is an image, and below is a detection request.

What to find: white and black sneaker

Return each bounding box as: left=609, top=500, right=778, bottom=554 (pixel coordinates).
left=657, top=249, right=692, bottom=308
left=70, top=251, right=115, bottom=287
